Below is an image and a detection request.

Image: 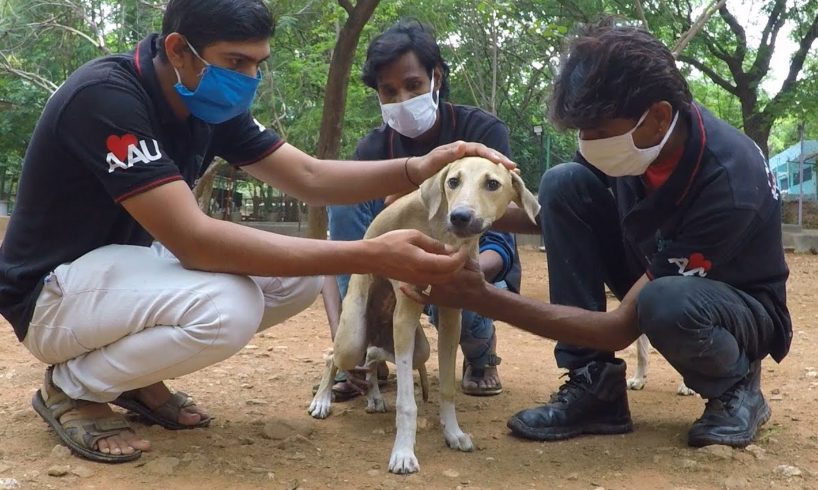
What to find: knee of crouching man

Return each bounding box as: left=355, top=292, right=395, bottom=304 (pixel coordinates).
left=637, top=276, right=697, bottom=343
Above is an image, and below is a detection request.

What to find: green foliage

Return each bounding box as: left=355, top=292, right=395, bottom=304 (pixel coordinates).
left=2, top=0, right=817, bottom=204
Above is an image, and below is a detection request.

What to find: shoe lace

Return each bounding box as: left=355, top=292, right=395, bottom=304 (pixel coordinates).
left=706, top=386, right=740, bottom=414
left=549, top=365, right=593, bottom=404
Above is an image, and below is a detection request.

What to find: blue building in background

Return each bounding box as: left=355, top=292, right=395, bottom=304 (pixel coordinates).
left=768, top=140, right=817, bottom=201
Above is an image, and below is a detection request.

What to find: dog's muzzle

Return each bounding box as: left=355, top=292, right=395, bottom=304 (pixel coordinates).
left=447, top=207, right=486, bottom=238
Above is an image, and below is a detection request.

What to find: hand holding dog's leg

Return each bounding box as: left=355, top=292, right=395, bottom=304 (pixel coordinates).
left=438, top=307, right=474, bottom=452
left=388, top=299, right=424, bottom=474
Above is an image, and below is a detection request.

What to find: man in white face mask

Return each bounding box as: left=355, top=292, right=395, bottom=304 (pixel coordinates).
left=406, top=19, right=790, bottom=450
left=325, top=19, right=521, bottom=399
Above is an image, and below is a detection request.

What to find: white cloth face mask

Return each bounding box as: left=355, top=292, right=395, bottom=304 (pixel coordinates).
left=379, top=71, right=439, bottom=138
left=578, top=109, right=679, bottom=177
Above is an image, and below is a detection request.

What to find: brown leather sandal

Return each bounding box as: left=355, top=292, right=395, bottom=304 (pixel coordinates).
left=112, top=390, right=212, bottom=430
left=32, top=367, right=142, bottom=463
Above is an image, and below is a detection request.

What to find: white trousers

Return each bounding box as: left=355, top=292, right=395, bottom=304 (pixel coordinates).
left=22, top=243, right=323, bottom=403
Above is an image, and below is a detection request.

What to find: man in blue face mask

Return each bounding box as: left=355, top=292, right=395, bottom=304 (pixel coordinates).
left=407, top=19, right=790, bottom=450
left=0, top=0, right=513, bottom=463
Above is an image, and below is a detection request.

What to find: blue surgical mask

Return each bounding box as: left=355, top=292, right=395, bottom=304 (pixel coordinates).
left=173, top=40, right=261, bottom=124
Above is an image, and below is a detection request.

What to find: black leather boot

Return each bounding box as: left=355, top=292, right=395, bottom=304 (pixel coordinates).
left=507, top=359, right=633, bottom=441
left=688, top=361, right=770, bottom=447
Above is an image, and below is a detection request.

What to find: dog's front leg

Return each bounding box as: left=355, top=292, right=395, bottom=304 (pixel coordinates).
left=308, top=349, right=338, bottom=419
left=437, top=307, right=474, bottom=452
left=388, top=296, right=424, bottom=474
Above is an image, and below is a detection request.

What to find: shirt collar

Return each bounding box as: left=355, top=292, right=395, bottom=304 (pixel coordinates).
left=623, top=102, right=708, bottom=210
left=133, top=33, right=178, bottom=125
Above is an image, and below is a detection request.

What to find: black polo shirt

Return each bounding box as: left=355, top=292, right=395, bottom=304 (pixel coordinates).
left=598, top=104, right=791, bottom=361
left=0, top=34, right=283, bottom=341
left=353, top=102, right=522, bottom=294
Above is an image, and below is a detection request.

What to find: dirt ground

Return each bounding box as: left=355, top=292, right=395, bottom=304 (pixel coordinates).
left=1, top=249, right=817, bottom=490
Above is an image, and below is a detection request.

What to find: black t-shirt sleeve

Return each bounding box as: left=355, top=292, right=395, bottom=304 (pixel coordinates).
left=57, top=83, right=183, bottom=202
left=212, top=112, right=284, bottom=166
left=476, top=120, right=512, bottom=159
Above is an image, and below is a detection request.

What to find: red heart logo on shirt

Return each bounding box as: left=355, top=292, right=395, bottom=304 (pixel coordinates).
left=688, top=253, right=712, bottom=272
left=106, top=134, right=138, bottom=162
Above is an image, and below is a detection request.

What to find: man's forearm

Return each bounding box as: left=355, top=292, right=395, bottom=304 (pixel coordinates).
left=492, top=206, right=541, bottom=234
left=475, top=287, right=640, bottom=352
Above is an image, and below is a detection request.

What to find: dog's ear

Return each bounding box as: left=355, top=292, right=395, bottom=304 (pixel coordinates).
left=511, top=171, right=541, bottom=224
left=420, top=165, right=449, bottom=220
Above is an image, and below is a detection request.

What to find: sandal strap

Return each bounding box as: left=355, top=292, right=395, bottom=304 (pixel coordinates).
left=62, top=415, right=134, bottom=449
left=41, top=366, right=88, bottom=420
left=462, top=354, right=502, bottom=379
left=151, top=391, right=196, bottom=421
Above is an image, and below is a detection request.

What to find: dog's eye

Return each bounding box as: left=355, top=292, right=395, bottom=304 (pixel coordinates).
left=486, top=179, right=501, bottom=191
left=447, top=177, right=460, bottom=189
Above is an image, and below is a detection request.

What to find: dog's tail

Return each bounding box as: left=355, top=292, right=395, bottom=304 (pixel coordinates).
left=418, top=364, right=429, bottom=402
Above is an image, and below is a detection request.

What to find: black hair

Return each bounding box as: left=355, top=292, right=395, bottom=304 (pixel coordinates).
left=158, top=0, right=274, bottom=61
left=549, top=18, right=692, bottom=130
left=362, top=19, right=450, bottom=100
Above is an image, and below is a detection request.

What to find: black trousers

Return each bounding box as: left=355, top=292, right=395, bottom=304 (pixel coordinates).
left=538, top=163, right=776, bottom=399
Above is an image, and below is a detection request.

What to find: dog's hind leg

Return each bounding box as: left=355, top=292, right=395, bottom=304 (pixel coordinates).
left=308, top=348, right=338, bottom=419
left=364, top=346, right=390, bottom=413
left=627, top=334, right=650, bottom=390
left=437, top=307, right=474, bottom=452
left=387, top=296, right=424, bottom=474
left=677, top=383, right=697, bottom=396
left=333, top=274, right=371, bottom=371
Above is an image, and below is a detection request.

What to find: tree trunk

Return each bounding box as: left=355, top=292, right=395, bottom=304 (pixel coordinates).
left=193, top=159, right=227, bottom=213
left=307, top=0, right=380, bottom=240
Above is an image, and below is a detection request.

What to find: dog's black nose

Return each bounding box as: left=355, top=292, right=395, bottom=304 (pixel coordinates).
left=449, top=208, right=474, bottom=228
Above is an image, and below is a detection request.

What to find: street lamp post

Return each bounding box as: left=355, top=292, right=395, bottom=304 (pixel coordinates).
left=533, top=125, right=544, bottom=174
left=533, top=125, right=546, bottom=252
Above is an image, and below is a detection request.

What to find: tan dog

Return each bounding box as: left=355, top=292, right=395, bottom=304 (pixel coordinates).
left=308, top=157, right=540, bottom=474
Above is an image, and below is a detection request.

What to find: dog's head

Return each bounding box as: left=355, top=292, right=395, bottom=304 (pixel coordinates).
left=420, top=156, right=540, bottom=239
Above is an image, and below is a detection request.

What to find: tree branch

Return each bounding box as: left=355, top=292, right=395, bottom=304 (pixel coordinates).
left=718, top=4, right=746, bottom=63
left=337, top=0, right=353, bottom=16
left=634, top=0, right=649, bottom=30
left=764, top=11, right=818, bottom=116
left=41, top=19, right=110, bottom=54
left=748, top=0, right=787, bottom=81
left=678, top=53, right=738, bottom=95
left=672, top=0, right=727, bottom=57
left=137, top=0, right=165, bottom=11
left=0, top=52, right=59, bottom=93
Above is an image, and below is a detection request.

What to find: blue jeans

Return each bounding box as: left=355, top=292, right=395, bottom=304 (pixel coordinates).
left=328, top=199, right=386, bottom=298
left=328, top=200, right=500, bottom=368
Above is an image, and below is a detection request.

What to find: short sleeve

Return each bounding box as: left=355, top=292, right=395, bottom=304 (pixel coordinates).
left=57, top=83, right=183, bottom=202
left=477, top=121, right=512, bottom=159
left=212, top=112, right=284, bottom=166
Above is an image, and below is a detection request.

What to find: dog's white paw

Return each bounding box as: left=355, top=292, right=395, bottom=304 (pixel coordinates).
left=388, top=448, right=420, bottom=474
left=627, top=376, right=647, bottom=390
left=308, top=393, right=332, bottom=419
left=677, top=383, right=696, bottom=396
left=444, top=430, right=474, bottom=452
left=365, top=396, right=388, bottom=413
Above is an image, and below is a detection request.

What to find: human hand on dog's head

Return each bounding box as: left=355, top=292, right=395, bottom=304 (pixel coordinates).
left=367, top=229, right=470, bottom=285
left=407, top=141, right=516, bottom=186
left=399, top=258, right=488, bottom=311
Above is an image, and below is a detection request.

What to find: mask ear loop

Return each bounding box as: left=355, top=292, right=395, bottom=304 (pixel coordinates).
left=429, top=69, right=440, bottom=110
left=183, top=38, right=209, bottom=77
